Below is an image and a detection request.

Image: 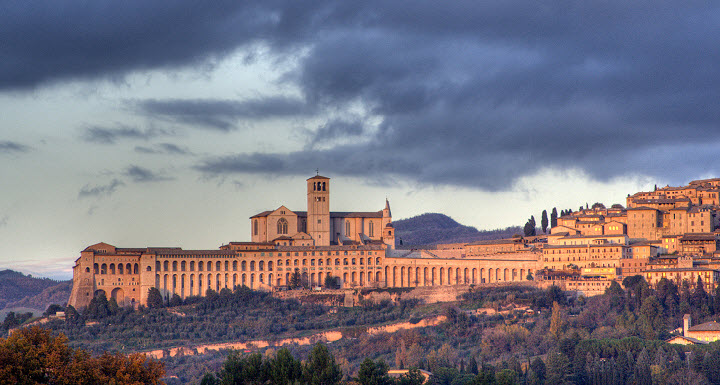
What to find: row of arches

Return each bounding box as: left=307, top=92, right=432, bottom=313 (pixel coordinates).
left=152, top=257, right=383, bottom=273
left=93, top=288, right=135, bottom=307
left=157, top=273, right=273, bottom=298
left=156, top=269, right=388, bottom=298
left=384, top=266, right=531, bottom=287
left=93, top=263, right=139, bottom=275
left=156, top=260, right=276, bottom=273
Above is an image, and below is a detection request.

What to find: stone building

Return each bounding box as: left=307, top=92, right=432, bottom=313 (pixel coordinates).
left=68, top=175, right=545, bottom=308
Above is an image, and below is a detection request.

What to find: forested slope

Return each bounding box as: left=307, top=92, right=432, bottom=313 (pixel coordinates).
left=393, top=213, right=521, bottom=247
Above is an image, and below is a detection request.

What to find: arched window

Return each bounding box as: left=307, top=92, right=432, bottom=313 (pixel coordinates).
left=277, top=218, right=288, bottom=235
left=322, top=182, right=326, bottom=191
left=253, top=220, right=259, bottom=236
left=345, top=220, right=351, bottom=237
left=369, top=221, right=374, bottom=237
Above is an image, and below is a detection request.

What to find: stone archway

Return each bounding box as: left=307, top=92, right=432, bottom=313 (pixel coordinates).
left=111, top=288, right=124, bottom=306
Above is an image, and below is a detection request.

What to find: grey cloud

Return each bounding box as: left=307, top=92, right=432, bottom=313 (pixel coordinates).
left=134, top=143, right=193, bottom=155
left=6, top=2, right=720, bottom=188
left=125, top=165, right=173, bottom=183
left=78, top=179, right=124, bottom=199
left=308, top=118, right=365, bottom=147
left=81, top=125, right=170, bottom=144
left=0, top=141, right=30, bottom=153
left=133, top=96, right=315, bottom=131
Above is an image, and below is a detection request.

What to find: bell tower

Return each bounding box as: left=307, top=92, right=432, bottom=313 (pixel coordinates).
left=307, top=175, right=330, bottom=246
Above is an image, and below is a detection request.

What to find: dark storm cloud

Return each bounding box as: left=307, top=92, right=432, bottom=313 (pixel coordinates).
left=134, top=143, right=193, bottom=155
left=81, top=126, right=170, bottom=144
left=124, top=165, right=173, bottom=183
left=6, top=2, right=720, bottom=188
left=133, top=96, right=313, bottom=131
left=307, top=118, right=365, bottom=147
left=0, top=141, right=30, bottom=153
left=78, top=179, right=124, bottom=199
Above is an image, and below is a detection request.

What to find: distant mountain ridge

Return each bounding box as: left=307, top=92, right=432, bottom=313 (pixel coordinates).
left=0, top=269, right=71, bottom=310
left=393, top=213, right=522, bottom=247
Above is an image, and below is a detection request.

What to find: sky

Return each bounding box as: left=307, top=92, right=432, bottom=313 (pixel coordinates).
left=2, top=2, right=719, bottom=280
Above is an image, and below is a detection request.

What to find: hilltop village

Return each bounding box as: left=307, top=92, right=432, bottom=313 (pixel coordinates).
left=69, top=176, right=720, bottom=308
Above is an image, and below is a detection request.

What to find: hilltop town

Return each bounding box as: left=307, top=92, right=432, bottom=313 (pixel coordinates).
left=68, top=176, right=720, bottom=308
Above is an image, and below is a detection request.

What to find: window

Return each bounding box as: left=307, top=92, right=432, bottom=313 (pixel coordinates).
left=253, top=220, right=259, bottom=236
left=369, top=221, right=374, bottom=237
left=345, top=220, right=351, bottom=237
left=277, top=218, right=288, bottom=235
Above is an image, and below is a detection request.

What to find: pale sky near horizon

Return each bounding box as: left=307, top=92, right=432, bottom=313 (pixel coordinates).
left=2, top=2, right=720, bottom=280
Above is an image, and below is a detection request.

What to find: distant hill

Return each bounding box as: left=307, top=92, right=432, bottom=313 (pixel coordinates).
left=5, top=281, right=72, bottom=311
left=0, top=270, right=70, bottom=310
left=394, top=213, right=522, bottom=247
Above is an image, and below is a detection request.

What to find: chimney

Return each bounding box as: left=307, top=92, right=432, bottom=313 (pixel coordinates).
left=683, top=314, right=691, bottom=337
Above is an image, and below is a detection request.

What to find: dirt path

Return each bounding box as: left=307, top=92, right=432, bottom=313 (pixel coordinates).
left=144, top=315, right=447, bottom=359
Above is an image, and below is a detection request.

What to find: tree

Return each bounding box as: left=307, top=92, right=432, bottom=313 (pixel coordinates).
left=397, top=368, right=426, bottom=385
left=544, top=351, right=572, bottom=385
left=270, top=348, right=302, bottom=385
left=550, top=208, right=558, bottom=228
left=169, top=293, right=183, bottom=307
left=0, top=326, right=164, bottom=384
left=692, top=276, right=710, bottom=318
left=549, top=302, right=565, bottom=339
left=469, top=357, right=479, bottom=375
left=632, top=349, right=653, bottom=385
left=639, top=295, right=666, bottom=340
left=200, top=373, right=218, bottom=385
left=1, top=312, right=19, bottom=332
left=524, top=216, right=536, bottom=237
left=290, top=270, right=302, bottom=289
left=496, top=369, right=519, bottom=385
left=358, top=358, right=393, bottom=385
left=325, top=275, right=340, bottom=289
left=541, top=210, right=549, bottom=233
left=64, top=305, right=80, bottom=325
left=85, top=292, right=110, bottom=319
left=667, top=368, right=710, bottom=385
left=530, top=357, right=546, bottom=384
left=146, top=287, right=164, bottom=309
left=303, top=343, right=342, bottom=385
left=108, top=297, right=119, bottom=315
left=606, top=280, right=625, bottom=311
left=43, top=304, right=64, bottom=317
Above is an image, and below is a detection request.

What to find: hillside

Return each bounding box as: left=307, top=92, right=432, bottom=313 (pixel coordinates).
left=0, top=269, right=69, bottom=309
left=5, top=280, right=72, bottom=310
left=393, top=213, right=522, bottom=247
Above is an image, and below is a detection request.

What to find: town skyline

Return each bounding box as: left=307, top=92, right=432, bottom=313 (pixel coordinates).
left=3, top=2, right=720, bottom=279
